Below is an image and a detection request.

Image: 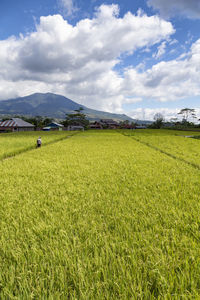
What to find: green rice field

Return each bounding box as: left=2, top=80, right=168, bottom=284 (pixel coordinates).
left=1, top=129, right=200, bottom=299
left=0, top=131, right=75, bottom=160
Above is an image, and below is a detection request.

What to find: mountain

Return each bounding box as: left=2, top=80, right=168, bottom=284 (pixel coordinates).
left=0, top=93, right=150, bottom=123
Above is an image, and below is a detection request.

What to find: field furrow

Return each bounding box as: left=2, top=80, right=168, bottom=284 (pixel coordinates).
left=122, top=129, right=200, bottom=169
left=0, top=131, right=76, bottom=160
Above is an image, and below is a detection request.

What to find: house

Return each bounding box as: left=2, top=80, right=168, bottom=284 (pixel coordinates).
left=120, top=124, right=135, bottom=129
left=44, top=122, right=64, bottom=131
left=0, top=118, right=35, bottom=132
left=67, top=125, right=84, bottom=131
left=42, top=127, right=51, bottom=131
left=89, top=121, right=103, bottom=129
left=135, top=125, right=147, bottom=129
left=99, top=119, right=119, bottom=129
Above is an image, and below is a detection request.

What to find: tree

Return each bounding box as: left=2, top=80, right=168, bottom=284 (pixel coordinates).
left=119, top=120, right=130, bottom=128
left=63, top=107, right=89, bottom=129
left=154, top=113, right=164, bottom=122
left=22, top=116, right=52, bottom=129
left=178, top=108, right=196, bottom=123
left=151, top=113, right=164, bottom=129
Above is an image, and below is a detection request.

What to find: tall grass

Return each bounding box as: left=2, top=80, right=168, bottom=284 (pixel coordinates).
left=0, top=131, right=75, bottom=160
left=0, top=130, right=200, bottom=298
left=122, top=129, right=200, bottom=168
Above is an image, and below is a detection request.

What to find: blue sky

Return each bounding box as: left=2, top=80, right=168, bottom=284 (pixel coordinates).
left=0, top=0, right=200, bottom=120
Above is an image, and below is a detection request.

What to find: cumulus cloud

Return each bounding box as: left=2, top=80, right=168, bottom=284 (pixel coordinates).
left=1, top=4, right=200, bottom=116
left=0, top=4, right=175, bottom=112
left=147, top=0, right=200, bottom=19
left=123, top=39, right=200, bottom=102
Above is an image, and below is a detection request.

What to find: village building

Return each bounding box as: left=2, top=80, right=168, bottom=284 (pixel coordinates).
left=67, top=125, right=84, bottom=131
left=89, top=119, right=120, bottom=129
left=99, top=119, right=119, bottom=129
left=43, top=122, right=64, bottom=131
left=120, top=123, right=135, bottom=129
left=0, top=118, right=35, bottom=132
left=135, top=125, right=147, bottom=129
left=89, top=121, right=103, bottom=129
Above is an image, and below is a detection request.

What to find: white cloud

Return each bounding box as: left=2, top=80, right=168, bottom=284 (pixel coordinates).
left=1, top=4, right=200, bottom=117
left=169, top=39, right=178, bottom=46
left=129, top=107, right=180, bottom=121
left=147, top=0, right=200, bottom=19
left=153, top=41, right=167, bottom=59
left=0, top=4, right=175, bottom=113
left=123, top=39, right=200, bottom=103
left=58, top=0, right=77, bottom=17
left=125, top=97, right=142, bottom=104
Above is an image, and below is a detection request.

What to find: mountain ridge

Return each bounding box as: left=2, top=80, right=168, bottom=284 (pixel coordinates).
left=0, top=93, right=150, bottom=123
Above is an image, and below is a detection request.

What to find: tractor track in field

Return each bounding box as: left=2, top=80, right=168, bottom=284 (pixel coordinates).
left=120, top=132, right=200, bottom=171
left=0, top=132, right=79, bottom=162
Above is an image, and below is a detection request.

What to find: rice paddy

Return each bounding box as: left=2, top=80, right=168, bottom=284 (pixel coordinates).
left=0, top=131, right=75, bottom=160
left=1, top=129, right=200, bottom=299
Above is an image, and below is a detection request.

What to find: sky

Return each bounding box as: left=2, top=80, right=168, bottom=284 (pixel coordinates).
left=0, top=0, right=200, bottom=121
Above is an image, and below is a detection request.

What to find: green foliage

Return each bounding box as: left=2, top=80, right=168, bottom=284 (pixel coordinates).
left=149, top=113, right=164, bottom=129
left=0, top=115, right=53, bottom=128
left=63, top=107, right=89, bottom=129
left=22, top=116, right=53, bottom=128
left=178, top=108, right=196, bottom=123
left=119, top=120, right=136, bottom=129
left=1, top=130, right=200, bottom=298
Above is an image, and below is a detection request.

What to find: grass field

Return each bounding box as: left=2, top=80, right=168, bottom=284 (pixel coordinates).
left=121, top=129, right=200, bottom=169
left=0, top=131, right=75, bottom=160
left=1, top=129, right=200, bottom=298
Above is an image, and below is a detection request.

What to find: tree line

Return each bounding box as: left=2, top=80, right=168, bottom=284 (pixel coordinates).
left=150, top=108, right=199, bottom=129
left=1, top=107, right=199, bottom=130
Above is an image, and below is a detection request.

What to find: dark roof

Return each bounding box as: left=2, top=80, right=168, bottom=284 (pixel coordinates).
left=0, top=118, right=34, bottom=128
left=100, top=119, right=119, bottom=125
left=47, top=122, right=64, bottom=127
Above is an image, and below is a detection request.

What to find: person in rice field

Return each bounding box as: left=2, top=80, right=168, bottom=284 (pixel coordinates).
left=37, top=137, right=42, bottom=148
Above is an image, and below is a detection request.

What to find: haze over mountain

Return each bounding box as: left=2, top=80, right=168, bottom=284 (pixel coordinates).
left=0, top=93, right=141, bottom=122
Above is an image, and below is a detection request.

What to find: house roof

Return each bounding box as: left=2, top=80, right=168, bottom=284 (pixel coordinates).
left=0, top=118, right=34, bottom=128
left=47, top=122, right=64, bottom=127
left=68, top=125, right=84, bottom=128
left=100, top=119, right=119, bottom=125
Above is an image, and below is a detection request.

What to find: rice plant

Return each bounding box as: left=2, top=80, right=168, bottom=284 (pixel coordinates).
left=1, top=130, right=200, bottom=298
left=0, top=131, right=75, bottom=160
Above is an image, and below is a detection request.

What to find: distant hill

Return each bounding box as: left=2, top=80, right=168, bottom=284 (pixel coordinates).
left=0, top=93, right=151, bottom=123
